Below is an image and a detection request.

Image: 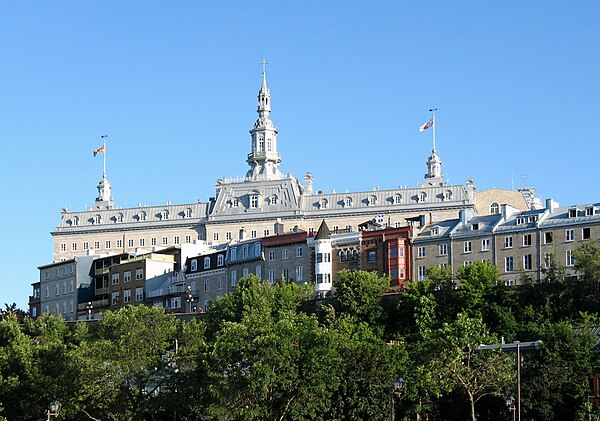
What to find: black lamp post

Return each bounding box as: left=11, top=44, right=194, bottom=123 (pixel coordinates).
left=47, top=400, right=62, bottom=420
left=392, top=377, right=405, bottom=421
left=505, top=395, right=516, bottom=421
left=186, top=285, right=194, bottom=313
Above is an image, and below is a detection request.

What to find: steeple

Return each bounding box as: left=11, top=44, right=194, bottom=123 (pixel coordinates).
left=246, top=62, right=282, bottom=180
left=94, top=174, right=114, bottom=209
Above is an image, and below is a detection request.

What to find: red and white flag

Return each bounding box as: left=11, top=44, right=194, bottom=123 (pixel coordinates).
left=93, top=145, right=105, bottom=157
left=419, top=118, right=434, bottom=132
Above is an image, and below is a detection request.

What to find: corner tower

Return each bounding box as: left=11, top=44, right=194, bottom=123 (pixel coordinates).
left=246, top=67, right=282, bottom=180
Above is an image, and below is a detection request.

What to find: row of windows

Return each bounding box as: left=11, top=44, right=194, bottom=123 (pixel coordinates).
left=190, top=255, right=225, bottom=271
left=266, top=247, right=304, bottom=261
left=68, top=208, right=195, bottom=226
left=44, top=265, right=75, bottom=279
left=111, top=287, right=144, bottom=304
left=44, top=300, right=75, bottom=315
left=59, top=235, right=200, bottom=253
left=111, top=269, right=143, bottom=284
left=318, top=191, right=454, bottom=210
left=44, top=280, right=75, bottom=297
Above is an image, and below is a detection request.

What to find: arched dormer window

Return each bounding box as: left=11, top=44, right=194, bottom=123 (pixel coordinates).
left=73, top=216, right=79, bottom=226
left=186, top=208, right=193, bottom=218
left=271, top=195, right=278, bottom=205
left=419, top=192, right=427, bottom=202
left=230, top=248, right=237, bottom=261
left=394, top=194, right=402, bottom=204
left=203, top=257, right=211, bottom=269
left=140, top=211, right=147, bottom=221
left=95, top=215, right=101, bottom=224
left=321, top=199, right=328, bottom=209
left=345, top=197, right=353, bottom=207
left=232, top=198, right=239, bottom=207
left=162, top=210, right=170, bottom=220
left=490, top=203, right=500, bottom=215
left=254, top=243, right=261, bottom=256
left=217, top=254, right=224, bottom=266
left=369, top=195, right=377, bottom=206
left=445, top=190, right=453, bottom=201
left=190, top=259, right=198, bottom=271
left=117, top=213, right=124, bottom=223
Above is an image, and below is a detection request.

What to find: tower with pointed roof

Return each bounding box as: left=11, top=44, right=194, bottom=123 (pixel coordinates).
left=314, top=220, right=333, bottom=295
left=246, top=69, right=282, bottom=180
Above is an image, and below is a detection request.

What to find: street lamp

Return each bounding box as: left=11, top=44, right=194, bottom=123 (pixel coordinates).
left=391, top=377, right=405, bottom=421
left=186, top=285, right=194, bottom=313
left=505, top=396, right=516, bottom=421
left=47, top=400, right=62, bottom=420
left=87, top=301, right=93, bottom=321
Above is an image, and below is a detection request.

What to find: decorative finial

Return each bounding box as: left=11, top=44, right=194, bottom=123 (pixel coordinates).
left=259, top=58, right=269, bottom=74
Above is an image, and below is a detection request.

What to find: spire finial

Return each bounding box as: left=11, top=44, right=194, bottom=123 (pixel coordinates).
left=259, top=58, right=268, bottom=74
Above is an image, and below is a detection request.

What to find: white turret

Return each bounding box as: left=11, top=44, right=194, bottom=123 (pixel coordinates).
left=314, top=221, right=333, bottom=294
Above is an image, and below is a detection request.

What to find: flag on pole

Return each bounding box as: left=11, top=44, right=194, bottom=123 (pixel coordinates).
left=419, top=118, right=434, bottom=132
left=93, top=145, right=105, bottom=157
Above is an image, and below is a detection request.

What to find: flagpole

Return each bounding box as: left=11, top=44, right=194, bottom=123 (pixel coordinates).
left=101, top=135, right=108, bottom=178
left=429, top=108, right=437, bottom=153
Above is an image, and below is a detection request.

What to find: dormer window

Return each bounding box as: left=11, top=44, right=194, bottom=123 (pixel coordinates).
left=250, top=195, right=259, bottom=209
left=271, top=195, right=278, bottom=205
left=490, top=203, right=500, bottom=215
left=186, top=208, right=193, bottom=218
left=516, top=217, right=525, bottom=225
left=190, top=259, right=198, bottom=271
left=217, top=254, right=224, bottom=266
left=394, top=194, right=402, bottom=204
left=345, top=197, right=353, bottom=207
left=568, top=208, right=577, bottom=218
left=321, top=199, right=328, bottom=209
left=445, top=190, right=453, bottom=200
left=528, top=215, right=537, bottom=223
left=230, top=248, right=237, bottom=260
left=369, top=195, right=377, bottom=206
left=419, top=192, right=427, bottom=202
left=431, top=227, right=440, bottom=236
left=117, top=213, right=124, bottom=223
left=95, top=215, right=101, bottom=224
left=204, top=257, right=211, bottom=269
left=140, top=211, right=147, bottom=221
left=162, top=210, right=170, bottom=220
left=472, top=223, right=479, bottom=231
left=586, top=207, right=594, bottom=216
left=73, top=216, right=79, bottom=226
left=232, top=198, right=239, bottom=207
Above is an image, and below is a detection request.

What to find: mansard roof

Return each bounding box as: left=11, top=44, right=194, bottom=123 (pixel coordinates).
left=539, top=203, right=600, bottom=227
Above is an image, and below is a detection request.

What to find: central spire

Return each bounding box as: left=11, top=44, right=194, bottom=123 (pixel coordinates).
left=246, top=61, right=282, bottom=180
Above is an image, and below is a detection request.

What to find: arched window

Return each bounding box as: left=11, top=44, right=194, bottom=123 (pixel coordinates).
left=394, top=194, right=402, bottom=204
left=369, top=195, right=377, bottom=206
left=140, top=211, right=147, bottom=221
left=186, top=208, right=193, bottom=218
left=321, top=199, right=328, bottom=209
left=230, top=248, right=237, bottom=261
left=190, top=259, right=198, bottom=271
left=419, top=192, right=427, bottom=202
left=217, top=255, right=224, bottom=266
left=490, top=203, right=500, bottom=215
left=95, top=215, right=101, bottom=224
left=162, top=210, right=170, bottom=220
left=117, top=213, right=124, bottom=223
left=345, top=197, right=353, bottom=207
left=271, top=195, right=278, bottom=205
left=73, top=216, right=79, bottom=226
left=204, top=257, right=211, bottom=269
left=445, top=190, right=453, bottom=201
left=254, top=243, right=261, bottom=256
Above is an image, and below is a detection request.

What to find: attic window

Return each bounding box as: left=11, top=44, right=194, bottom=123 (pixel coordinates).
left=586, top=207, right=594, bottom=216
left=186, top=208, right=193, bottom=218
left=73, top=216, right=79, bottom=226
left=516, top=217, right=525, bottom=225
left=490, top=203, right=500, bottom=215
left=369, top=195, right=377, bottom=206
left=569, top=208, right=577, bottom=218
left=394, top=194, right=402, bottom=204
left=345, top=197, right=353, bottom=207
left=528, top=216, right=537, bottom=223
left=419, top=192, right=427, bottom=202
left=321, top=199, right=328, bottom=209
left=472, top=223, right=479, bottom=231
left=445, top=190, right=453, bottom=200
left=232, top=198, right=239, bottom=207
left=431, top=227, right=440, bottom=236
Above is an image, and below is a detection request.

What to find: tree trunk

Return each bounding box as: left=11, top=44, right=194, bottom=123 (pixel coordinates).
left=468, top=392, right=477, bottom=421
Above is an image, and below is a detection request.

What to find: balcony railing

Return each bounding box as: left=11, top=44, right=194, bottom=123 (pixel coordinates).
left=146, top=284, right=189, bottom=299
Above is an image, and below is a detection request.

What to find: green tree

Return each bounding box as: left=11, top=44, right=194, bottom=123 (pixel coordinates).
left=335, top=270, right=390, bottom=326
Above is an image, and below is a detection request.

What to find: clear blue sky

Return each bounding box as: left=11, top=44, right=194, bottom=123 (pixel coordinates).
left=1, top=2, right=599, bottom=309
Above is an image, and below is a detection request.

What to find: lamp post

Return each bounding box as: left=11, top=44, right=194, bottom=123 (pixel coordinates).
left=391, top=377, right=405, bottom=421
left=46, top=400, right=62, bottom=421
left=87, top=301, right=93, bottom=321
left=478, top=340, right=542, bottom=421
left=505, top=396, right=516, bottom=421
left=186, top=285, right=193, bottom=313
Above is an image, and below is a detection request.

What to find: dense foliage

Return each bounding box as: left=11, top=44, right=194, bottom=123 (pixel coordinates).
left=2, top=241, right=600, bottom=420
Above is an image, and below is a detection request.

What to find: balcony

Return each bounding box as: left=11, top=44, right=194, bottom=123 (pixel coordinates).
left=146, top=284, right=189, bottom=299
left=96, top=287, right=109, bottom=295
left=77, top=298, right=109, bottom=311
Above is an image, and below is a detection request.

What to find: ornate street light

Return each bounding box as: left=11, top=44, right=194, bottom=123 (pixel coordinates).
left=391, top=377, right=405, bottom=421
left=505, top=395, right=516, bottom=421
left=47, top=400, right=62, bottom=420
left=87, top=301, right=93, bottom=321
left=186, top=285, right=194, bottom=313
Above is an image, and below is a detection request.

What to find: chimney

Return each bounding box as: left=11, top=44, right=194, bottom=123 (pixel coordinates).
left=304, top=172, right=314, bottom=195
left=546, top=198, right=559, bottom=212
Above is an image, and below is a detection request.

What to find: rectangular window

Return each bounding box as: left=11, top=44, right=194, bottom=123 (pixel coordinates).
left=231, top=271, right=237, bottom=287
left=128, top=239, right=134, bottom=247
left=566, top=229, right=574, bottom=242
left=174, top=236, right=180, bottom=245
left=269, top=270, right=275, bottom=283
left=544, top=232, right=553, bottom=244
left=60, top=243, right=66, bottom=252
left=185, top=235, right=191, bottom=244
left=368, top=251, right=376, bottom=262
left=69, top=280, right=74, bottom=293
left=464, top=241, right=472, bottom=253
left=439, top=244, right=447, bottom=256
left=217, top=277, right=223, bottom=290
left=83, top=242, right=89, bottom=250
left=135, top=268, right=144, bottom=280
left=226, top=232, right=232, bottom=240
left=151, top=237, right=157, bottom=246
left=69, top=300, right=74, bottom=313
left=124, top=271, right=131, bottom=282
left=72, top=243, right=77, bottom=251
left=523, top=234, right=532, bottom=246
left=213, top=232, right=219, bottom=241
left=256, top=265, right=262, bottom=279
left=139, top=238, right=145, bottom=247
left=116, top=239, right=123, bottom=248
left=505, top=256, right=514, bottom=272
left=112, top=291, right=120, bottom=305
left=269, top=251, right=275, bottom=261
left=243, top=268, right=249, bottom=278
left=63, top=282, right=67, bottom=294
left=296, top=247, right=303, bottom=258
left=111, top=273, right=120, bottom=284
left=523, top=254, right=532, bottom=270
left=204, top=279, right=209, bottom=292
left=282, top=268, right=289, bottom=280
left=162, top=237, right=168, bottom=245
left=296, top=266, right=303, bottom=281
left=418, top=266, right=427, bottom=281
left=481, top=238, right=490, bottom=251
left=251, top=230, right=257, bottom=238
left=55, top=284, right=60, bottom=296
left=566, top=250, right=575, bottom=267
left=123, top=289, right=131, bottom=303
left=94, top=241, right=100, bottom=250
left=171, top=297, right=181, bottom=309
left=264, top=229, right=270, bottom=237
left=105, top=240, right=111, bottom=249
left=135, top=287, right=144, bottom=301
left=583, top=228, right=591, bottom=240
left=418, top=246, right=426, bottom=258
left=544, top=252, right=551, bottom=268
left=504, top=237, right=513, bottom=248
left=282, top=249, right=289, bottom=259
